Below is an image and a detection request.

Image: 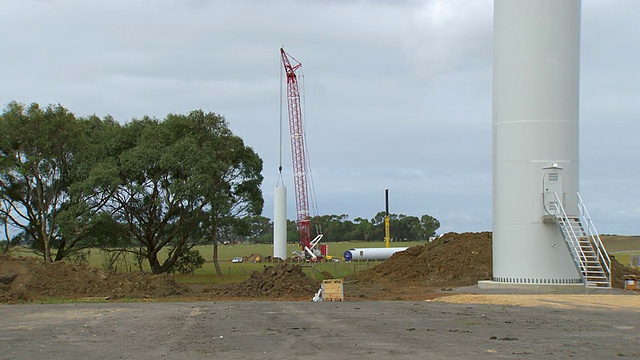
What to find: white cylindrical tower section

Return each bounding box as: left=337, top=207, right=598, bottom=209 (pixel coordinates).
left=492, top=0, right=582, bottom=285
left=343, top=248, right=408, bottom=262
left=273, top=186, right=287, bottom=260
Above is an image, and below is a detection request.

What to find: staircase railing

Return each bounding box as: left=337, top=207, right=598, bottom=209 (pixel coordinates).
left=550, top=192, right=589, bottom=279
left=577, top=193, right=611, bottom=287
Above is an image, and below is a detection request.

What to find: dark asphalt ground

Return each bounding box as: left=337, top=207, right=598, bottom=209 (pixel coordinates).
left=1, top=299, right=639, bottom=359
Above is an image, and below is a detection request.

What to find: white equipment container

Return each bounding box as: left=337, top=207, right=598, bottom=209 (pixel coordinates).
left=492, top=0, right=582, bottom=285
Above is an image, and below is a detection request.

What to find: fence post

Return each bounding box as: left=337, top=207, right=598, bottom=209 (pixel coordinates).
left=353, top=262, right=357, bottom=280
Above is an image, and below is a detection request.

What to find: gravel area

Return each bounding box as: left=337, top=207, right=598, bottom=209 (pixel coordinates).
left=1, top=295, right=639, bottom=360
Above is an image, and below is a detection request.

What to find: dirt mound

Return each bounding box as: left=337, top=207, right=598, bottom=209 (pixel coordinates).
left=354, top=232, right=493, bottom=287
left=210, top=264, right=320, bottom=299
left=2, top=233, right=636, bottom=303
left=353, top=232, right=639, bottom=290
left=0, top=255, right=186, bottom=303
left=611, top=257, right=640, bottom=289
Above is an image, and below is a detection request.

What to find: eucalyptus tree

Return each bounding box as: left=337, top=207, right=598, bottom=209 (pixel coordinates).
left=54, top=115, right=129, bottom=258
left=394, top=214, right=421, bottom=241
left=0, top=102, right=88, bottom=261
left=244, top=215, right=272, bottom=244
left=369, top=211, right=440, bottom=241
left=352, top=217, right=375, bottom=241
left=420, top=214, right=441, bottom=239
left=0, top=199, right=10, bottom=254
left=100, top=110, right=263, bottom=274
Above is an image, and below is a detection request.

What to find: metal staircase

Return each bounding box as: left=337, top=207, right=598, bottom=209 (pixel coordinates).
left=548, top=192, right=611, bottom=289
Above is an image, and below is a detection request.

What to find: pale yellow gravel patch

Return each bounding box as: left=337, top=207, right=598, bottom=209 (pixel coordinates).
left=430, top=293, right=640, bottom=311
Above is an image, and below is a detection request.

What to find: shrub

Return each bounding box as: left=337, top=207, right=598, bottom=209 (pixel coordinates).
left=172, top=249, right=206, bottom=274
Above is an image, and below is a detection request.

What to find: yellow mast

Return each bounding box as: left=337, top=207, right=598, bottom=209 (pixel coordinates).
left=385, top=188, right=390, bottom=248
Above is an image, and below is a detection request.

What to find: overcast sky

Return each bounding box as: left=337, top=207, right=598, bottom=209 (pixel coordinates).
left=1, top=0, right=638, bottom=235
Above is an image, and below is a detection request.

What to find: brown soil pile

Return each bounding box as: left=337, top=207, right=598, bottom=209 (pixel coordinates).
left=354, top=232, right=638, bottom=290
left=209, top=264, right=320, bottom=299
left=1, top=233, right=637, bottom=303
left=611, top=257, right=640, bottom=289
left=0, top=255, right=186, bottom=303
left=354, top=232, right=493, bottom=287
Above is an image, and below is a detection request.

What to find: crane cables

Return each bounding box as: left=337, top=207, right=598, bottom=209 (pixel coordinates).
left=277, top=54, right=284, bottom=187
left=299, top=66, right=321, bottom=222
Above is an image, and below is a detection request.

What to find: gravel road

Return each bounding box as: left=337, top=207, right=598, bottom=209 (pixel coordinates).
left=1, top=298, right=639, bottom=359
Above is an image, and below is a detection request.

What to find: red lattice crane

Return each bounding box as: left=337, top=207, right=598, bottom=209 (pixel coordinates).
left=280, top=48, right=322, bottom=259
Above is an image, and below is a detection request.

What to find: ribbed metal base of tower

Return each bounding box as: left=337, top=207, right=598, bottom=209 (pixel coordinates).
left=478, top=280, right=584, bottom=292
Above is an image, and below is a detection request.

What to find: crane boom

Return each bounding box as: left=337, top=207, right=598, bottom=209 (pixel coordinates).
left=280, top=48, right=313, bottom=255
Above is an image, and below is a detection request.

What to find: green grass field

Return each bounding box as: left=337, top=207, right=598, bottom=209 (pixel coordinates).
left=11, top=236, right=638, bottom=285
left=159, top=241, right=423, bottom=283
left=9, top=241, right=425, bottom=284
left=190, top=241, right=423, bottom=261
left=601, top=235, right=640, bottom=268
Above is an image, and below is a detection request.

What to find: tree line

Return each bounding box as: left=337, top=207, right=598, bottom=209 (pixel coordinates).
left=243, top=212, right=440, bottom=244
left=0, top=101, right=441, bottom=273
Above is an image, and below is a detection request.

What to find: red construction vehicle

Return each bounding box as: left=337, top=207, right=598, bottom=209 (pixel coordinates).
left=280, top=48, right=324, bottom=260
